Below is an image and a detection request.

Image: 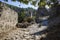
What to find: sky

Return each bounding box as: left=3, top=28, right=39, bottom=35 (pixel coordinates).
left=0, top=0, right=38, bottom=10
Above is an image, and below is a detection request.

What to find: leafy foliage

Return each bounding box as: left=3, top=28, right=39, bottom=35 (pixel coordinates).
left=50, top=0, right=57, bottom=2
left=17, top=0, right=29, bottom=4
left=0, top=1, right=1, bottom=4
left=32, top=1, right=37, bottom=6
left=18, top=11, right=26, bottom=23
left=38, top=1, right=46, bottom=7
left=24, top=17, right=33, bottom=23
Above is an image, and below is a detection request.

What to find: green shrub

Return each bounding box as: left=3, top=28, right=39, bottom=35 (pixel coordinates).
left=24, top=17, right=33, bottom=23
left=18, top=12, right=26, bottom=23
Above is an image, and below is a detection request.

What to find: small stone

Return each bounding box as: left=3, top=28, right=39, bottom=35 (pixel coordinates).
left=25, top=36, right=30, bottom=39
left=35, top=35, right=40, bottom=40
left=23, top=35, right=28, bottom=37
left=41, top=34, right=46, bottom=38
left=24, top=32, right=29, bottom=34
left=29, top=39, right=34, bottom=40
left=23, top=39, right=27, bottom=40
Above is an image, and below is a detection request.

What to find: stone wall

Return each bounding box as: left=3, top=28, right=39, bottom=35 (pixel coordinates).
left=0, top=2, right=18, bottom=33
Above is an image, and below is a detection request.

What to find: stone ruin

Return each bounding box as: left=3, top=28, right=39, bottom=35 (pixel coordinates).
left=0, top=2, right=18, bottom=33
left=0, top=2, right=47, bottom=40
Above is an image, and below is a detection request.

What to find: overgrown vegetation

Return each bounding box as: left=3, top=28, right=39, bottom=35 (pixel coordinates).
left=18, top=12, right=26, bottom=23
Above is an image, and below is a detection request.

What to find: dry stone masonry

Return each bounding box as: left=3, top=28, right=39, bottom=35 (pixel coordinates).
left=0, top=2, right=18, bottom=33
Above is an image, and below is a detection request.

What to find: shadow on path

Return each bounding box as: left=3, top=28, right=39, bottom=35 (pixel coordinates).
left=31, top=29, right=48, bottom=35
